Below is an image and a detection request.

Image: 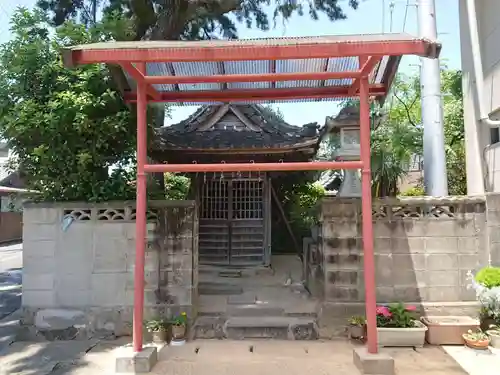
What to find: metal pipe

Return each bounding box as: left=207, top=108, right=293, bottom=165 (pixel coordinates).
left=418, top=0, right=448, bottom=196
left=143, top=161, right=364, bottom=173
left=133, top=62, right=148, bottom=353
left=465, top=0, right=500, bottom=127
left=360, top=75, right=378, bottom=354
left=144, top=71, right=361, bottom=85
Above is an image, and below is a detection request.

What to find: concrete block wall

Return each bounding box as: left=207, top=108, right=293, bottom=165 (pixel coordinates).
left=486, top=193, right=500, bottom=266
left=319, top=196, right=489, bottom=306
left=22, top=200, right=197, bottom=336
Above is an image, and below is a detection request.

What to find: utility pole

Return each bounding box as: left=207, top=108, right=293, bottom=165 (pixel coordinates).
left=417, top=0, right=448, bottom=196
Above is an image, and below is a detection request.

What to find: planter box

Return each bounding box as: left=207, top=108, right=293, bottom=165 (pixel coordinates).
left=421, top=316, right=479, bottom=345
left=377, top=320, right=427, bottom=347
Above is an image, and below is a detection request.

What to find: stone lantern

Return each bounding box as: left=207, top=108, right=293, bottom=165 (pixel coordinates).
left=325, top=104, right=362, bottom=197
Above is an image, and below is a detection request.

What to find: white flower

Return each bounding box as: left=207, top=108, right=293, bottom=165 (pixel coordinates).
left=466, top=270, right=500, bottom=318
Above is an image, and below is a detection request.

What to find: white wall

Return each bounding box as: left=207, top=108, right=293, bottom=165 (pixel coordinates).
left=460, top=0, right=500, bottom=194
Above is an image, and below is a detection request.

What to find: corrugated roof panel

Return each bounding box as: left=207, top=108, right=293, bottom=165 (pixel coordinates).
left=171, top=62, right=221, bottom=91
left=224, top=60, right=271, bottom=89
left=275, top=58, right=327, bottom=88
left=324, top=57, right=358, bottom=87
left=147, top=63, right=176, bottom=92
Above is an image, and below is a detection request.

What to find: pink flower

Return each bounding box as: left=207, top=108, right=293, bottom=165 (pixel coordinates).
left=405, top=305, right=417, bottom=311
left=376, top=306, right=392, bottom=317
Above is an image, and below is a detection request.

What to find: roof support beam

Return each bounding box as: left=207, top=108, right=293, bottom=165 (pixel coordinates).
left=348, top=56, right=382, bottom=96
left=63, top=38, right=439, bottom=66
left=143, top=70, right=361, bottom=85
left=143, top=160, right=364, bottom=173
left=124, top=85, right=386, bottom=103
left=120, top=63, right=161, bottom=100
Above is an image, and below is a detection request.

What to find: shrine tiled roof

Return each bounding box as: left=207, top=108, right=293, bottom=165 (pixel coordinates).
left=154, top=104, right=324, bottom=151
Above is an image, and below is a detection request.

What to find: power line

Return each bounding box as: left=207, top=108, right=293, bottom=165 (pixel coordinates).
left=402, top=0, right=411, bottom=32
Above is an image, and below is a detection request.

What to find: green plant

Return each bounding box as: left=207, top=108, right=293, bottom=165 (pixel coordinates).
left=400, top=186, right=425, bottom=197
left=348, top=315, right=366, bottom=327
left=145, top=318, right=169, bottom=333
left=376, top=303, right=417, bottom=328
left=171, top=312, right=187, bottom=327
left=463, top=329, right=489, bottom=341
left=475, top=267, right=500, bottom=288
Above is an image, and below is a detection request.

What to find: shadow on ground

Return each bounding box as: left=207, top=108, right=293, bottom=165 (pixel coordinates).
left=0, top=268, right=22, bottom=321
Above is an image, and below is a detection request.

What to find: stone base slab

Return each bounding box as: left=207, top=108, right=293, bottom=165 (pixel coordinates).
left=115, top=346, right=158, bottom=373
left=353, top=347, right=394, bottom=375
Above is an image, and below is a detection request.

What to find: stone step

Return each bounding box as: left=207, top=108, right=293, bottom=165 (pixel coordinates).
left=198, top=282, right=243, bottom=295
left=199, top=265, right=274, bottom=277
left=225, top=316, right=318, bottom=340
left=193, top=316, right=319, bottom=340
left=226, top=304, right=285, bottom=317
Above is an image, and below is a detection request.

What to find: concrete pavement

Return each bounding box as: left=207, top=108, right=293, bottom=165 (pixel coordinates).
left=0, top=242, right=22, bottom=320
left=0, top=338, right=469, bottom=375
left=0, top=242, right=22, bottom=352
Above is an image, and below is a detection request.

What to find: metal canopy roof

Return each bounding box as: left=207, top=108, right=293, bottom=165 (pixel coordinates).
left=61, top=33, right=441, bottom=106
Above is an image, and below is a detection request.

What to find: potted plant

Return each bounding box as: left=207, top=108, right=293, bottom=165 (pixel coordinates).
left=486, top=325, right=500, bottom=348
left=376, top=303, right=427, bottom=347
left=462, top=329, right=490, bottom=350
left=171, top=312, right=188, bottom=344
left=145, top=318, right=170, bottom=343
left=347, top=315, right=366, bottom=339
left=466, top=268, right=500, bottom=331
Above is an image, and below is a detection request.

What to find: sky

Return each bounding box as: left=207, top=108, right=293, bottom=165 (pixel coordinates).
left=0, top=0, right=461, bottom=127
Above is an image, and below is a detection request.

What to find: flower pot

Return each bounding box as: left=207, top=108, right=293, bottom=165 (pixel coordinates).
left=348, top=325, right=365, bottom=339
left=421, top=316, right=479, bottom=345
left=462, top=334, right=490, bottom=350
left=377, top=320, right=428, bottom=347
left=172, top=324, right=186, bottom=341
left=151, top=330, right=168, bottom=343
left=487, top=330, right=500, bottom=348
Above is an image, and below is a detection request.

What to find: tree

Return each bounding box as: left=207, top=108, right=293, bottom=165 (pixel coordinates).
left=322, top=68, right=466, bottom=197
left=37, top=0, right=361, bottom=41
left=0, top=9, right=146, bottom=202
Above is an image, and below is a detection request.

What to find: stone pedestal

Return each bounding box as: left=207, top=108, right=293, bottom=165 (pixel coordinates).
left=115, top=346, right=158, bottom=373
left=353, top=347, right=395, bottom=375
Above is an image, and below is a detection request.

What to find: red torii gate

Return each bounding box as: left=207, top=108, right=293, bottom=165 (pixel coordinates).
left=62, top=34, right=441, bottom=355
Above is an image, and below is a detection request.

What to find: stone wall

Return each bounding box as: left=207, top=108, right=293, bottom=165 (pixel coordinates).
left=21, top=200, right=198, bottom=338
left=317, top=196, right=489, bottom=309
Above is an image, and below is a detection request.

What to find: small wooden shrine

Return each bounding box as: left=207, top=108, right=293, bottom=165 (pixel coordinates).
left=150, top=104, right=326, bottom=266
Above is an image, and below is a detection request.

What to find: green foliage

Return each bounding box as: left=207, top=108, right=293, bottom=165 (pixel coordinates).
left=0, top=9, right=138, bottom=202
left=145, top=318, right=169, bottom=333
left=348, top=315, right=366, bottom=327
left=442, top=69, right=466, bottom=195
left=400, top=186, right=425, bottom=197
left=271, top=175, right=326, bottom=254
left=463, top=329, right=489, bottom=341
left=475, top=267, right=500, bottom=289
left=171, top=311, right=188, bottom=327
left=333, top=69, right=466, bottom=197
left=38, top=0, right=361, bottom=41
left=376, top=303, right=417, bottom=328
left=164, top=173, right=190, bottom=200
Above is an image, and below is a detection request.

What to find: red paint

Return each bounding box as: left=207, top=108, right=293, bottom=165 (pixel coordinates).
left=359, top=76, right=378, bottom=353
left=121, top=63, right=161, bottom=100
left=348, top=56, right=382, bottom=95
left=59, top=36, right=429, bottom=355
left=143, top=70, right=361, bottom=85
left=143, top=161, right=364, bottom=173
left=65, top=38, right=437, bottom=66
left=124, top=85, right=386, bottom=103
left=133, top=62, right=147, bottom=353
